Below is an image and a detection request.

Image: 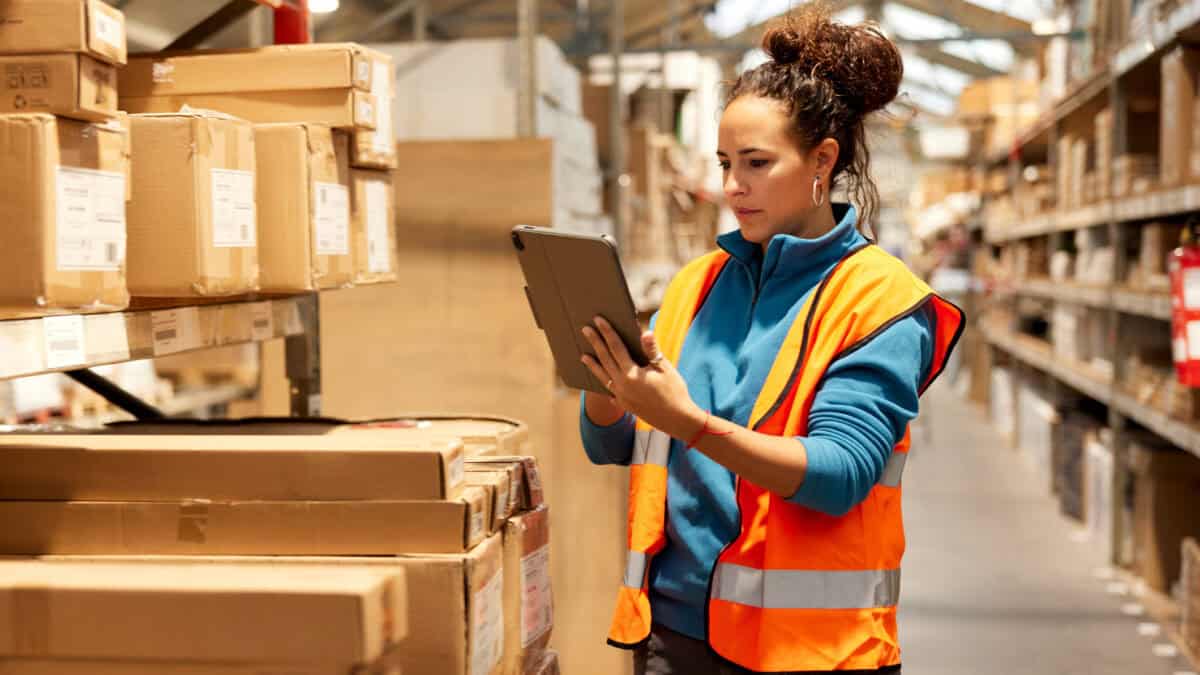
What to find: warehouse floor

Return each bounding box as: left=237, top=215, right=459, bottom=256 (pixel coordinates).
left=900, top=379, right=1194, bottom=675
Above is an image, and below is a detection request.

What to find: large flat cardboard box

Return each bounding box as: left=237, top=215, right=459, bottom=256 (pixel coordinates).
left=127, top=112, right=259, bottom=298
left=1162, top=46, right=1200, bottom=188
left=1131, top=443, right=1200, bottom=592
left=0, top=114, right=129, bottom=318
left=502, top=505, right=553, bottom=675
left=0, top=53, right=117, bottom=121
left=351, top=52, right=396, bottom=169
left=0, top=561, right=401, bottom=664
left=348, top=168, right=397, bottom=285
left=35, top=534, right=506, bottom=675
left=0, top=655, right=403, bottom=675
left=0, top=0, right=126, bottom=65
left=359, top=415, right=530, bottom=456
left=121, top=44, right=380, bottom=131
left=0, top=431, right=465, bottom=501
left=0, top=489, right=489, bottom=556
left=255, top=123, right=353, bottom=291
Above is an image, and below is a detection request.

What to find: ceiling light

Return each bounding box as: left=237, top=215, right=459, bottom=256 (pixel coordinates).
left=309, top=0, right=339, bottom=14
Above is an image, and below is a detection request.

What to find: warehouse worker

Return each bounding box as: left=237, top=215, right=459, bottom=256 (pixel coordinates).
left=578, top=7, right=964, bottom=674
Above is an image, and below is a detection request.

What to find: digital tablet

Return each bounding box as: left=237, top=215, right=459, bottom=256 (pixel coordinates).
left=511, top=225, right=649, bottom=394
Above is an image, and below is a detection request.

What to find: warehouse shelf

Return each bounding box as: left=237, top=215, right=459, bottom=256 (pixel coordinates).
left=986, top=331, right=1113, bottom=404
left=1112, top=287, right=1173, bottom=321
left=1114, top=392, right=1200, bottom=462
left=1112, top=0, right=1200, bottom=77
left=71, top=383, right=254, bottom=428
left=0, top=296, right=309, bottom=383
left=1113, top=185, right=1200, bottom=222
left=1014, top=279, right=1110, bottom=309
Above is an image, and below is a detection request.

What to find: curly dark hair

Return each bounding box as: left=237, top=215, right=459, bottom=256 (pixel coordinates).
left=726, top=2, right=904, bottom=230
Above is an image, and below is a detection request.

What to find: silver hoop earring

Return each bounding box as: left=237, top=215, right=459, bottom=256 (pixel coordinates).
left=812, top=176, right=825, bottom=207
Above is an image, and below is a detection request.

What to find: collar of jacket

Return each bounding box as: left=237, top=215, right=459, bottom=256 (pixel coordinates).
left=716, top=202, right=862, bottom=286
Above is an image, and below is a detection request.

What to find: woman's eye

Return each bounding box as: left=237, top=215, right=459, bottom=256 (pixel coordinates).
left=718, top=161, right=731, bottom=170
left=749, top=159, right=769, bottom=168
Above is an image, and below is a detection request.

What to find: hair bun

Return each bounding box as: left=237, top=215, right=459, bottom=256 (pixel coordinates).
left=760, top=4, right=903, bottom=114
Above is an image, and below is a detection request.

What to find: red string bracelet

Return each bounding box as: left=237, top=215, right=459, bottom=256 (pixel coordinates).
left=686, top=411, right=735, bottom=448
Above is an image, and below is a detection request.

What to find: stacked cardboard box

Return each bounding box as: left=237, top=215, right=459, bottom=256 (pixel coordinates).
left=0, top=418, right=556, bottom=675
left=0, top=0, right=130, bottom=317
left=1130, top=442, right=1200, bottom=594
left=1095, top=108, right=1113, bottom=201
left=1160, top=46, right=1200, bottom=189
left=373, top=38, right=607, bottom=235
left=1016, top=381, right=1060, bottom=488
left=1084, top=430, right=1115, bottom=560
left=0, top=560, right=410, bottom=675
left=1053, top=412, right=1101, bottom=522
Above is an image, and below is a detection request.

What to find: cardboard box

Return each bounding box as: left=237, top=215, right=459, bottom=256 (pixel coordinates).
left=502, top=506, right=553, bottom=675
left=348, top=168, right=397, bottom=285
left=0, top=561, right=401, bottom=664
left=351, top=53, right=396, bottom=169
left=1131, top=443, right=1200, bottom=592
left=467, top=470, right=513, bottom=533
left=0, top=431, right=465, bottom=501
left=0, top=488, right=489, bottom=556
left=468, top=456, right=545, bottom=511
left=0, top=114, right=129, bottom=318
left=254, top=123, right=353, bottom=292
left=0, top=655, right=403, bottom=675
left=1161, top=46, right=1200, bottom=188
left=0, top=53, right=116, bottom=121
left=0, top=0, right=126, bottom=65
left=121, top=44, right=380, bottom=131
left=126, top=112, right=259, bottom=298
left=35, top=535, right=507, bottom=675
left=358, top=415, right=530, bottom=457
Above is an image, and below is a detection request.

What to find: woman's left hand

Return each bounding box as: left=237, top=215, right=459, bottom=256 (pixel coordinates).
left=580, top=316, right=704, bottom=440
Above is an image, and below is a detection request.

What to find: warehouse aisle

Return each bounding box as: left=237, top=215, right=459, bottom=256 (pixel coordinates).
left=900, top=381, right=1192, bottom=675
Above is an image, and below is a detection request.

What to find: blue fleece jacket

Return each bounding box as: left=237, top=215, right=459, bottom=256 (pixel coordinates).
left=579, top=204, right=935, bottom=640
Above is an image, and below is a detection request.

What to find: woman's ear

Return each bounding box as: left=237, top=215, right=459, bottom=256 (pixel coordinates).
left=813, top=138, right=840, bottom=178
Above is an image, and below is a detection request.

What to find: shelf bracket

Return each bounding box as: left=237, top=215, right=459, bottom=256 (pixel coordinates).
left=285, top=293, right=322, bottom=417
left=63, top=369, right=166, bottom=421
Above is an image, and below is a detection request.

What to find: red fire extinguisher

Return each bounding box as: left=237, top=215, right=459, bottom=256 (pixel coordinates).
left=1169, top=218, right=1200, bottom=386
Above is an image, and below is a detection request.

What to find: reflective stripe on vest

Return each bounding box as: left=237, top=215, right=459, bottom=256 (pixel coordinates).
left=879, top=451, right=908, bottom=488
left=713, top=562, right=902, bottom=610
left=623, top=550, right=649, bottom=589
left=632, top=429, right=671, bottom=467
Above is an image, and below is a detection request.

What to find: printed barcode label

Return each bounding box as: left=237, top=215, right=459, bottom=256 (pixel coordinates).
left=313, top=182, right=350, bottom=256
left=88, top=313, right=130, bottom=362
left=358, top=100, right=374, bottom=126
left=211, top=169, right=256, bottom=248
left=521, top=544, right=553, bottom=647
left=92, top=9, right=122, bottom=49
left=55, top=167, right=126, bottom=271
left=249, top=302, right=274, bottom=341
left=152, top=308, right=198, bottom=355
left=371, top=61, right=394, bottom=155
left=365, top=180, right=391, bottom=273
left=470, top=571, right=504, bottom=675
left=43, top=315, right=86, bottom=369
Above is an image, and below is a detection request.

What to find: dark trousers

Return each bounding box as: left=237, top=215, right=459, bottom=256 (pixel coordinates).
left=633, top=624, right=902, bottom=675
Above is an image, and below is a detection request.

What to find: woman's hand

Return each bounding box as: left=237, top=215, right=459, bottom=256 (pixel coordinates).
left=581, top=316, right=704, bottom=441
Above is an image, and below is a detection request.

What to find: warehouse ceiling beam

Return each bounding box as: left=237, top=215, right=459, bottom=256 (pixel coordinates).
left=910, top=43, right=1002, bottom=78
left=624, top=0, right=715, bottom=47
left=889, top=0, right=1029, bottom=38
left=165, top=0, right=274, bottom=50
left=319, top=0, right=419, bottom=41
left=715, top=0, right=860, bottom=51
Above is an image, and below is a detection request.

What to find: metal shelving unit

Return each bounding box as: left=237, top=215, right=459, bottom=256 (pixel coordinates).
left=0, top=295, right=322, bottom=419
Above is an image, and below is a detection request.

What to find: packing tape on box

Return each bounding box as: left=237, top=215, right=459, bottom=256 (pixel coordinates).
left=10, top=587, right=51, bottom=656
left=177, top=501, right=211, bottom=544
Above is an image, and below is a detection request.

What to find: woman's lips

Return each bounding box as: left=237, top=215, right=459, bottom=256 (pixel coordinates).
left=735, top=208, right=762, bottom=216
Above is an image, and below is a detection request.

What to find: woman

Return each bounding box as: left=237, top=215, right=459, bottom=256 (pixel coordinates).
left=578, top=6, right=964, bottom=674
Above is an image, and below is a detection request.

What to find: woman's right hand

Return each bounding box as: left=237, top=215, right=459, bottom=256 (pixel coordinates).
left=583, top=390, right=627, bottom=427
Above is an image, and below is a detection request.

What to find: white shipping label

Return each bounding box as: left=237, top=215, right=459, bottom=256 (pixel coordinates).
left=152, top=308, right=199, bottom=356
left=365, top=181, right=392, bottom=273
left=87, top=313, right=130, bottom=363
left=314, top=182, right=350, bottom=256
left=1188, top=321, right=1200, bottom=361
left=357, top=99, right=375, bottom=127
left=371, top=61, right=394, bottom=154
left=470, top=511, right=485, bottom=544
left=494, top=482, right=510, bottom=523
left=1185, top=269, right=1200, bottom=310
left=521, top=544, right=553, bottom=648
left=470, top=570, right=504, bottom=675
left=448, top=452, right=466, bottom=490
left=42, top=315, right=86, bottom=370
left=92, top=9, right=123, bottom=49
left=211, top=169, right=256, bottom=248
left=55, top=167, right=126, bottom=271
left=249, top=302, right=274, bottom=341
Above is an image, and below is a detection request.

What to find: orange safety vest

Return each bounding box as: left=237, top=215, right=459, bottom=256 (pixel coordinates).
left=608, top=243, right=964, bottom=672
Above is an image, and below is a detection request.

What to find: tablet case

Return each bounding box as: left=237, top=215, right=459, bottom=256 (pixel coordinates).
left=511, top=225, right=648, bottom=394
